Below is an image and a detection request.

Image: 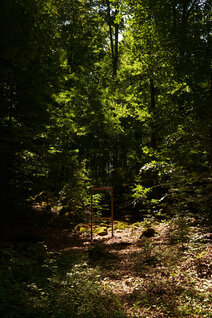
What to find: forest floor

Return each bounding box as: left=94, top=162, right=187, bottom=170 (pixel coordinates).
left=54, top=220, right=212, bottom=317
left=1, top=211, right=212, bottom=317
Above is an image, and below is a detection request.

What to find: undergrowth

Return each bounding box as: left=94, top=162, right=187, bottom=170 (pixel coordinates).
left=0, top=215, right=211, bottom=318
left=0, top=241, right=126, bottom=318
left=129, top=217, right=212, bottom=317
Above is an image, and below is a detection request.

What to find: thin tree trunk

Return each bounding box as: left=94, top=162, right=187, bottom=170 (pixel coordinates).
left=113, top=10, right=119, bottom=77
left=106, top=1, right=114, bottom=66
left=206, top=27, right=212, bottom=170
left=106, top=0, right=119, bottom=78
left=150, top=77, right=156, bottom=150
left=150, top=77, right=159, bottom=198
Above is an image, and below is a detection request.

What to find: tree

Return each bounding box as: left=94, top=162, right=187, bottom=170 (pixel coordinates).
left=0, top=0, right=62, bottom=210
left=119, top=0, right=212, bottom=216
left=1, top=0, right=211, bottom=221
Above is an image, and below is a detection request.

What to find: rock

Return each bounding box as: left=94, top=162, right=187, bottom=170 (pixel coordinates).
left=140, top=228, right=156, bottom=238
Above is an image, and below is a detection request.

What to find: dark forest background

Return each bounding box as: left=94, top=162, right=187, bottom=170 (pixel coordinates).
left=0, top=0, right=211, bottom=224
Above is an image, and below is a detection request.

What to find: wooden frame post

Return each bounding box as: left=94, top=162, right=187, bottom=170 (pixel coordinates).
left=111, top=188, right=114, bottom=237
left=90, top=187, right=114, bottom=241
left=91, top=189, right=93, bottom=241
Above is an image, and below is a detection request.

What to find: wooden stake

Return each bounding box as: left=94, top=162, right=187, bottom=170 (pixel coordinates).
left=91, top=190, right=93, bottom=241
left=111, top=188, right=114, bottom=237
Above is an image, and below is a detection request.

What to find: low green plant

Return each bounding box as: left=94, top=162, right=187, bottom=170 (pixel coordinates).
left=168, top=215, right=190, bottom=247
left=0, top=242, right=126, bottom=318
left=132, top=272, right=211, bottom=317
left=44, top=264, right=126, bottom=318
left=142, top=238, right=154, bottom=261
left=88, top=243, right=113, bottom=261
left=194, top=249, right=212, bottom=278
left=134, top=238, right=158, bottom=270
left=142, top=215, right=156, bottom=229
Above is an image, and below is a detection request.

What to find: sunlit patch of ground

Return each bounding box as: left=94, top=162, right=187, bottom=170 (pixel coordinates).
left=12, top=215, right=209, bottom=318
left=68, top=221, right=212, bottom=318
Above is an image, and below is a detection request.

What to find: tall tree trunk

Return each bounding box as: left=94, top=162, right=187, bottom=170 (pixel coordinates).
left=206, top=27, right=212, bottom=170
left=107, top=0, right=114, bottom=60
left=113, top=10, right=119, bottom=78
left=106, top=0, right=119, bottom=78
left=150, top=77, right=156, bottom=150
left=150, top=77, right=159, bottom=198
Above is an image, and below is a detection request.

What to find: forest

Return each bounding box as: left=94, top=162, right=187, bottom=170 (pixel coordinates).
left=0, top=0, right=211, bottom=317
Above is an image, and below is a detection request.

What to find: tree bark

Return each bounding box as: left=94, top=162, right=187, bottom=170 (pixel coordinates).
left=150, top=77, right=159, bottom=198
left=150, top=77, right=157, bottom=150
left=106, top=0, right=119, bottom=78
left=113, top=10, right=119, bottom=78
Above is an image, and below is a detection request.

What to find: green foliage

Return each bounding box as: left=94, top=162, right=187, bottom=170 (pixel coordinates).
left=88, top=243, right=113, bottom=261
left=132, top=219, right=212, bottom=317
left=0, top=0, right=63, bottom=208
left=132, top=184, right=152, bottom=203
left=168, top=216, right=190, bottom=246
left=141, top=238, right=154, bottom=263
left=163, top=169, right=212, bottom=222
left=133, top=272, right=211, bottom=317
left=92, top=193, right=109, bottom=219
left=0, top=0, right=211, bottom=226
left=0, top=242, right=126, bottom=318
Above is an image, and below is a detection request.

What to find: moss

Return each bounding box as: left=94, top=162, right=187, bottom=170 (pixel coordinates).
left=100, top=222, right=110, bottom=227
left=74, top=223, right=90, bottom=232
left=131, top=222, right=143, bottom=231
left=112, top=221, right=130, bottom=231
left=93, top=226, right=108, bottom=236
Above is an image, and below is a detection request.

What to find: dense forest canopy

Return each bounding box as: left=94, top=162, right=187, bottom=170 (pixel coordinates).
left=0, top=0, right=211, bottom=222
left=0, top=2, right=212, bottom=317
